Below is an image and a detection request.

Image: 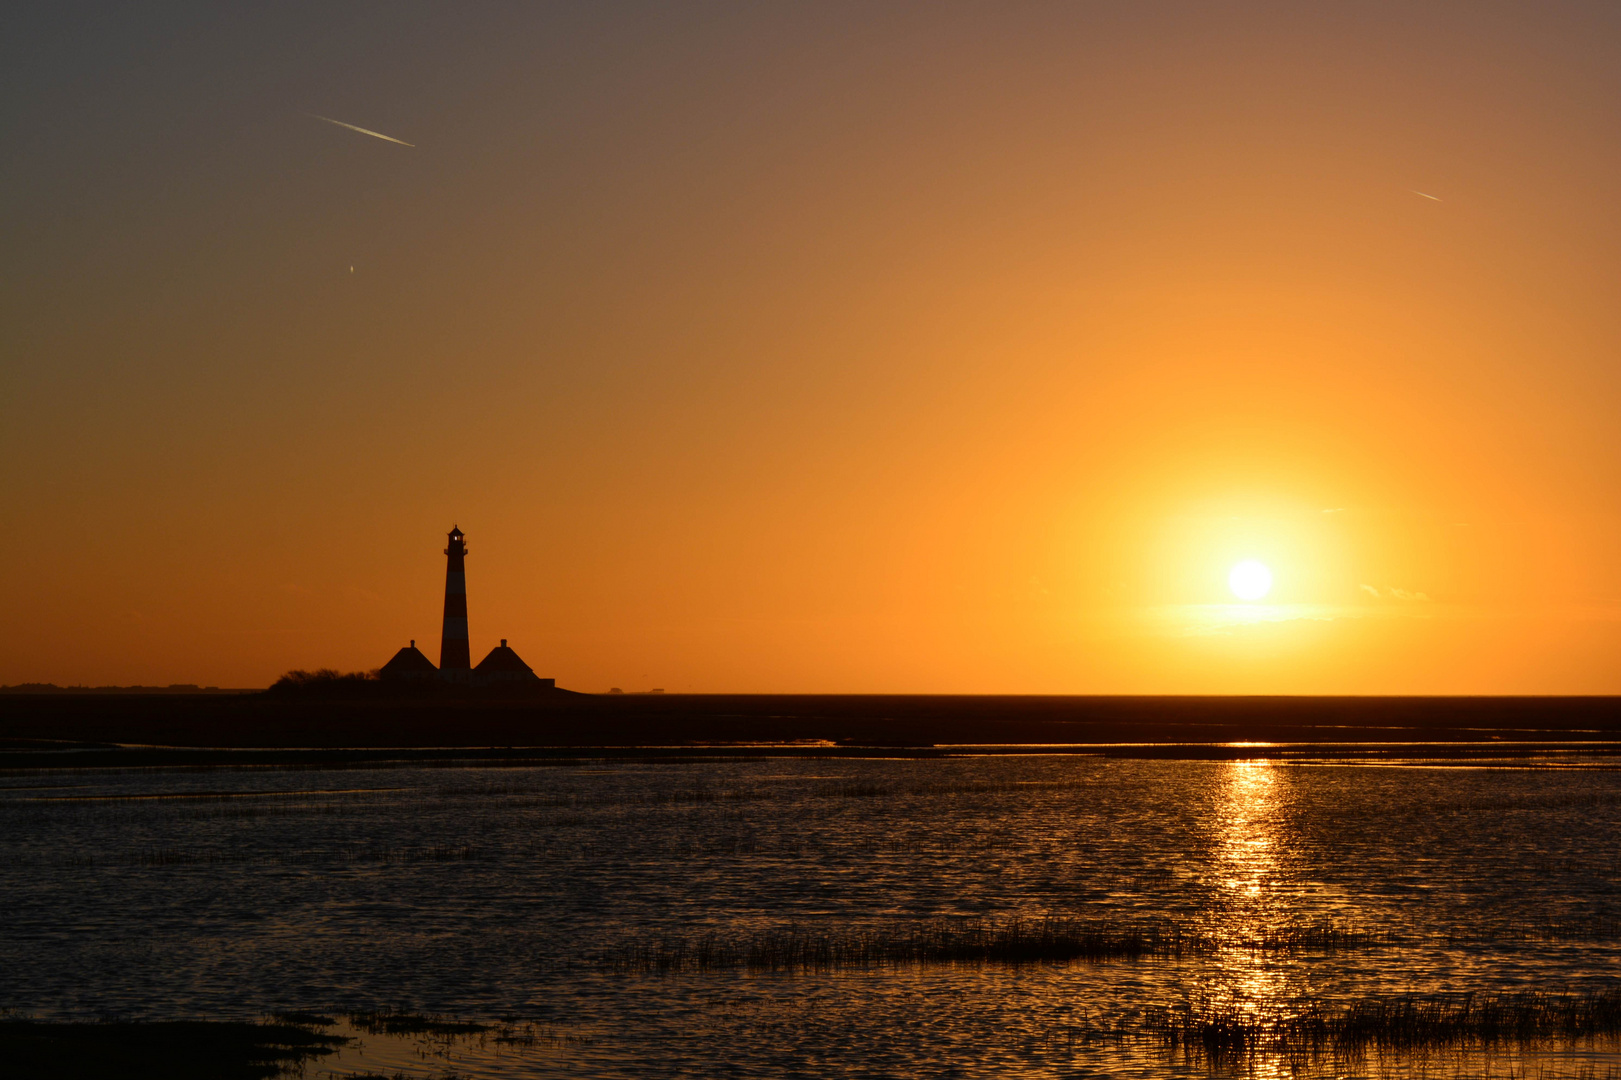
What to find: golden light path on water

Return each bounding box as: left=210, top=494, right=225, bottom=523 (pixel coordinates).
left=1203, top=759, right=1297, bottom=1079
left=1188, top=761, right=1621, bottom=1079
left=1219, top=760, right=1279, bottom=906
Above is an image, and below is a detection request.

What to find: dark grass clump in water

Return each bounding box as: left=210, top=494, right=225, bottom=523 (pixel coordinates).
left=1151, top=990, right=1621, bottom=1062
left=347, top=1010, right=490, bottom=1037
left=1218, top=923, right=1385, bottom=953
left=0, top=1018, right=346, bottom=1080
left=270, top=1010, right=336, bottom=1027
left=602, top=917, right=1387, bottom=972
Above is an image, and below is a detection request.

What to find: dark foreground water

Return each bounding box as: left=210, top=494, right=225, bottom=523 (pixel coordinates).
left=5, top=751, right=1621, bottom=1077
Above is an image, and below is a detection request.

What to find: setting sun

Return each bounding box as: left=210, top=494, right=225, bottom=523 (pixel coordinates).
left=1228, top=560, right=1274, bottom=602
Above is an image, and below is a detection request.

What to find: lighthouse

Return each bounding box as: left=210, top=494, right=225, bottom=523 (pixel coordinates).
left=376, top=527, right=556, bottom=693
left=440, top=526, right=471, bottom=676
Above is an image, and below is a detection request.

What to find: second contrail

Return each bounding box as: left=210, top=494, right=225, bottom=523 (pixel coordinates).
left=309, top=114, right=415, bottom=147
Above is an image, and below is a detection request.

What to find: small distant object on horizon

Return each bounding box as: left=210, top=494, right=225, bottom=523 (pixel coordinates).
left=1411, top=189, right=1442, bottom=201
left=610, top=687, right=624, bottom=694
left=308, top=113, right=415, bottom=147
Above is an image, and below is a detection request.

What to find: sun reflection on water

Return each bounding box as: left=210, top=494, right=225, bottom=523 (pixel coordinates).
left=1218, top=759, right=1279, bottom=906
left=1191, top=758, right=1305, bottom=1076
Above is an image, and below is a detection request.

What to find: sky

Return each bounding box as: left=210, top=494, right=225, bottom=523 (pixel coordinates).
left=4, top=1, right=1621, bottom=692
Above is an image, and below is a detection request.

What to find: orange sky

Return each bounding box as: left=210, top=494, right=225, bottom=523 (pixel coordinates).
left=4, top=3, right=1621, bottom=691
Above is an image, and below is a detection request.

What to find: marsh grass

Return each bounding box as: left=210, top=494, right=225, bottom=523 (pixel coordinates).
left=346, top=1011, right=491, bottom=1037
left=1150, top=991, right=1621, bottom=1063
left=594, top=910, right=1621, bottom=974
left=602, top=916, right=1387, bottom=972
left=332, top=1012, right=589, bottom=1078
left=270, top=1011, right=336, bottom=1027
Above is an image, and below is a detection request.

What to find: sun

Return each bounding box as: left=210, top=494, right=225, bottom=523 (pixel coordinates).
left=1228, top=559, right=1273, bottom=601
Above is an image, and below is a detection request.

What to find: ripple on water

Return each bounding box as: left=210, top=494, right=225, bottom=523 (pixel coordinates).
left=4, top=755, right=1621, bottom=1077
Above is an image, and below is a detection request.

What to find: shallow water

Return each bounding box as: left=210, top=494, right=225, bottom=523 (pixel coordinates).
left=5, top=753, right=1621, bottom=1076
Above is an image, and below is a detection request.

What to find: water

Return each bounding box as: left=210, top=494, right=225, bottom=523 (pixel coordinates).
left=5, top=753, right=1621, bottom=1077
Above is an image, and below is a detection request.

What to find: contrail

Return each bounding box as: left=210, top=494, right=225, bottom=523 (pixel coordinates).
left=309, top=114, right=415, bottom=147
left=1411, top=189, right=1441, bottom=201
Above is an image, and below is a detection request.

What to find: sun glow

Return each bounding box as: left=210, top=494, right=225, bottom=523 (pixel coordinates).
left=1228, top=560, right=1274, bottom=602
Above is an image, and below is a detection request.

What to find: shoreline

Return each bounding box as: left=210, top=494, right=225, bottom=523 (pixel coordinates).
left=4, top=741, right=1621, bottom=773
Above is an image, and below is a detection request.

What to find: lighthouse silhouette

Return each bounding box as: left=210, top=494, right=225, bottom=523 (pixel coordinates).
left=377, top=526, right=554, bottom=691
left=440, top=526, right=471, bottom=675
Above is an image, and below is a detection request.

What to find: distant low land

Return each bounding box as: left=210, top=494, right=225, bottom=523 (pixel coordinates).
left=3, top=693, right=1621, bottom=768
left=0, top=683, right=250, bottom=694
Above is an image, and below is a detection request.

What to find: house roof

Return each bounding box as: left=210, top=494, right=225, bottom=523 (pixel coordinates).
left=379, top=644, right=437, bottom=676
left=474, top=641, right=534, bottom=674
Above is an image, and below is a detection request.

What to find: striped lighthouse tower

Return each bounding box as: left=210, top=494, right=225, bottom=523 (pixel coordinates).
left=440, top=526, right=471, bottom=676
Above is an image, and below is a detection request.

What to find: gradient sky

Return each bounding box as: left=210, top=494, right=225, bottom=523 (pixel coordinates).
left=5, top=2, right=1621, bottom=692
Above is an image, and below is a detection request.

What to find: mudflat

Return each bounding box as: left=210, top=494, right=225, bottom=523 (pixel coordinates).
left=3, top=694, right=1621, bottom=757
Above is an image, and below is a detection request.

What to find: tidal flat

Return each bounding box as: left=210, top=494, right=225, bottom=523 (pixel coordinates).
left=6, top=747, right=1621, bottom=1077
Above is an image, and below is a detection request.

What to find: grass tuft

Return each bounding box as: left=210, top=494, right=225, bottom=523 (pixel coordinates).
left=1150, top=990, right=1621, bottom=1062
left=601, top=916, right=1386, bottom=972
left=270, top=1011, right=335, bottom=1027
left=346, top=1011, right=490, bottom=1037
